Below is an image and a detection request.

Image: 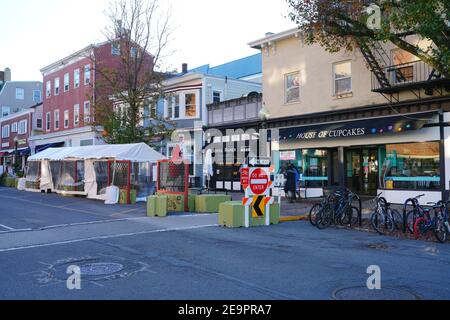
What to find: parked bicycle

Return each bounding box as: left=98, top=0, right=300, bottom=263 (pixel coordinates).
left=414, top=201, right=448, bottom=243
left=314, top=188, right=360, bottom=229
left=404, top=194, right=426, bottom=234
left=370, top=193, right=403, bottom=235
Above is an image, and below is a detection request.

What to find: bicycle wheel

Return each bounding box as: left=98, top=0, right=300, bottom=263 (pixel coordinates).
left=390, top=209, right=403, bottom=231
left=414, top=217, right=426, bottom=240
left=371, top=212, right=394, bottom=235
left=434, top=218, right=448, bottom=243
left=316, top=205, right=333, bottom=230
left=406, top=210, right=418, bottom=234
left=309, top=203, right=322, bottom=227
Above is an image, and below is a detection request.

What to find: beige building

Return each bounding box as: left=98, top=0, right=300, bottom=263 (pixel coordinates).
left=249, top=28, right=450, bottom=204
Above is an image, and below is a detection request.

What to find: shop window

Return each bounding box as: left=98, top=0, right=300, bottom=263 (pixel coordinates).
left=285, top=72, right=300, bottom=103
left=381, top=142, right=440, bottom=190
left=301, top=149, right=329, bottom=188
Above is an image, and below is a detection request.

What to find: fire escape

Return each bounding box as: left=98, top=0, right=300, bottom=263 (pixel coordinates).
left=358, top=40, right=450, bottom=103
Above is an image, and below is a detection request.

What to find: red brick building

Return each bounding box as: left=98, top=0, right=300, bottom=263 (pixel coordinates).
left=29, top=40, right=154, bottom=153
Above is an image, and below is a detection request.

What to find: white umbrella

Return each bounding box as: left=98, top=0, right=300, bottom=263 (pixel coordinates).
left=203, top=148, right=214, bottom=189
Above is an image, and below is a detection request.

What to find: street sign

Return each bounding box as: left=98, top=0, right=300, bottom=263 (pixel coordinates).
left=252, top=196, right=265, bottom=218
left=248, top=157, right=271, bottom=167
left=240, top=167, right=249, bottom=189
left=249, top=168, right=269, bottom=195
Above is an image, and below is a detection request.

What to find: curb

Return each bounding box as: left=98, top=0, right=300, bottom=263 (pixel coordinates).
left=279, top=215, right=307, bottom=222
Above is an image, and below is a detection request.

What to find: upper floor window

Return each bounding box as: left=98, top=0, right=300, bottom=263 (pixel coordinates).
left=36, top=118, right=43, bottom=129
left=2, top=125, right=10, bottom=138
left=74, top=104, right=80, bottom=126
left=285, top=72, right=300, bottom=103
left=18, top=120, right=27, bottom=135
left=33, top=90, right=42, bottom=102
left=74, top=69, right=80, bottom=88
left=84, top=101, right=91, bottom=123
left=11, top=122, right=18, bottom=133
left=46, top=112, right=51, bottom=131
left=64, top=73, right=70, bottom=92
left=112, top=43, right=121, bottom=56
left=54, top=78, right=60, bottom=96
left=185, top=93, right=197, bottom=117
left=130, top=47, right=138, bottom=58
left=1, top=106, right=10, bottom=117
left=46, top=81, right=51, bottom=98
left=64, top=110, right=69, bottom=128
left=54, top=109, right=60, bottom=130
left=333, top=61, right=352, bottom=96
left=84, top=65, right=91, bottom=85
left=213, top=90, right=222, bottom=104
left=15, top=88, right=25, bottom=100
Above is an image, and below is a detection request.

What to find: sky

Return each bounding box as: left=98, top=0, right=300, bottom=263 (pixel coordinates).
left=0, top=0, right=296, bottom=82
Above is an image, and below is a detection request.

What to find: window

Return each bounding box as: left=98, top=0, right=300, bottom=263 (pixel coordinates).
left=333, top=61, right=352, bottom=95
left=36, top=118, right=42, bottom=129
left=74, top=69, right=80, bottom=88
left=150, top=104, right=157, bottom=119
left=46, top=81, right=51, bottom=98
left=46, top=112, right=51, bottom=131
left=381, top=142, right=440, bottom=190
left=11, top=122, right=18, bottom=133
left=16, top=88, right=25, bottom=100
left=1, top=125, right=10, bottom=138
left=285, top=72, right=300, bottom=103
left=18, top=120, right=27, bottom=134
left=74, top=104, right=80, bottom=126
left=54, top=78, right=60, bottom=95
left=54, top=110, right=60, bottom=130
left=185, top=93, right=197, bottom=117
left=64, top=73, right=70, bottom=92
left=64, top=110, right=69, bottom=128
left=84, top=65, right=91, bottom=85
left=1, top=106, right=10, bottom=117
left=33, top=90, right=42, bottom=102
left=167, top=94, right=180, bottom=119
left=84, top=101, right=90, bottom=123
left=212, top=91, right=222, bottom=104
left=130, top=47, right=138, bottom=58
left=112, top=43, right=121, bottom=56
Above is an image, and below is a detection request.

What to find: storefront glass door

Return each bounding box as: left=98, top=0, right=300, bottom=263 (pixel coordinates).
left=346, top=147, right=378, bottom=196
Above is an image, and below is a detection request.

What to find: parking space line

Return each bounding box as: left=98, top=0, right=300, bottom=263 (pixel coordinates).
left=0, top=224, right=218, bottom=253
left=110, top=208, right=143, bottom=217
left=0, top=224, right=15, bottom=231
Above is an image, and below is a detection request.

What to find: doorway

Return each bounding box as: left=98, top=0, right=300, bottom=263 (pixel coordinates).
left=345, top=147, right=379, bottom=196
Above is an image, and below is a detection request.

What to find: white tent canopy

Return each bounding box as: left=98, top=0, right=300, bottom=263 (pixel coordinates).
left=28, top=143, right=166, bottom=162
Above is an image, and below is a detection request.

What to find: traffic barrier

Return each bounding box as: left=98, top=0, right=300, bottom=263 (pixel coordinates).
left=195, top=194, right=232, bottom=213
left=218, top=201, right=280, bottom=228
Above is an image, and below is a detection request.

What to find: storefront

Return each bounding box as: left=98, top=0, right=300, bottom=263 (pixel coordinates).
left=276, top=111, right=445, bottom=204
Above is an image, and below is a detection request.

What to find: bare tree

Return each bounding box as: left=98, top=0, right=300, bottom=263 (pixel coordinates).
left=94, top=0, right=175, bottom=145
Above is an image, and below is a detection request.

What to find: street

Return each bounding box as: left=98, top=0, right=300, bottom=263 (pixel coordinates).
left=0, top=187, right=450, bottom=300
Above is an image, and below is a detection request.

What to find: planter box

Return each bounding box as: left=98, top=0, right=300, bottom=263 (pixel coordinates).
left=195, top=194, right=232, bottom=213
left=166, top=194, right=196, bottom=212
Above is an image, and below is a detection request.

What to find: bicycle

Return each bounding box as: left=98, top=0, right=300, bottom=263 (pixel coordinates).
left=404, top=194, right=426, bottom=234
left=315, top=188, right=360, bottom=229
left=414, top=201, right=448, bottom=243
left=309, top=192, right=334, bottom=227
left=370, top=193, right=403, bottom=235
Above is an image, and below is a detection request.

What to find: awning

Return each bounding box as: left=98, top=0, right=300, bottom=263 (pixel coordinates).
left=18, top=148, right=31, bottom=156
left=34, top=142, right=65, bottom=154
left=0, top=152, right=8, bottom=157
left=279, top=113, right=436, bottom=141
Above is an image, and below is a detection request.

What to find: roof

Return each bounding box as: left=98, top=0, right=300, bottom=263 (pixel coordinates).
left=182, top=53, right=262, bottom=80
left=248, top=28, right=301, bottom=49
left=28, top=143, right=166, bottom=162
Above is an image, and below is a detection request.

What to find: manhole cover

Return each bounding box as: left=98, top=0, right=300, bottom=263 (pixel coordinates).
left=79, top=263, right=124, bottom=276
left=333, top=286, right=419, bottom=300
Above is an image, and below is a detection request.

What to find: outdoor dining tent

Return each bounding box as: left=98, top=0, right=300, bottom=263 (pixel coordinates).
left=26, top=143, right=166, bottom=201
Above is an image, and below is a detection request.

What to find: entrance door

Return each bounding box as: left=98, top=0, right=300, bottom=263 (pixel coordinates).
left=346, top=147, right=378, bottom=196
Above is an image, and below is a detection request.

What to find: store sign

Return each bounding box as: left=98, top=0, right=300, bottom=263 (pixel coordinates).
left=280, top=151, right=296, bottom=161
left=297, top=128, right=366, bottom=140
left=240, top=167, right=249, bottom=188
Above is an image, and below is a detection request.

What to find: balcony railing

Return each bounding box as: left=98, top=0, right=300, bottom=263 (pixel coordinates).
left=372, top=59, right=448, bottom=93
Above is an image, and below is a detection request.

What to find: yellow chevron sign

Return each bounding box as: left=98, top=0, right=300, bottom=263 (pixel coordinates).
left=252, top=196, right=265, bottom=218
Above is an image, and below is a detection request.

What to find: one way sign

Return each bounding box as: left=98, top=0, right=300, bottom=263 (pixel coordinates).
left=248, top=157, right=271, bottom=167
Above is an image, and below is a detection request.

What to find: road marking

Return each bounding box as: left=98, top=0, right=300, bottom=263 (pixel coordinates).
left=38, top=217, right=144, bottom=231
left=0, top=224, right=218, bottom=253
left=0, top=224, right=15, bottom=231
left=0, top=228, right=33, bottom=234
left=110, top=208, right=143, bottom=217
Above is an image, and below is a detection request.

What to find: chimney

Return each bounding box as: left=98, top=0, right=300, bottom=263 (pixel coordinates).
left=4, top=68, right=11, bottom=82
left=182, top=63, right=188, bottom=74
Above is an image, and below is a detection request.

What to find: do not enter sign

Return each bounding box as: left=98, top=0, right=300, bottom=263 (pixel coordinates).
left=249, top=168, right=269, bottom=195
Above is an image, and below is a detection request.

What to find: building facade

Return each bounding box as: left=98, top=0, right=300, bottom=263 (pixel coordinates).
left=163, top=57, right=262, bottom=187
left=0, top=79, right=42, bottom=118
left=247, top=28, right=450, bottom=204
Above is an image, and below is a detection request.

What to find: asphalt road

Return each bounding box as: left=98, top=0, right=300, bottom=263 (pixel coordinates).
left=1, top=187, right=450, bottom=300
